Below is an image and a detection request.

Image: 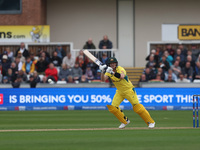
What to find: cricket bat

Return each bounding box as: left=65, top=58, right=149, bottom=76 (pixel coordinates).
left=83, top=49, right=103, bottom=66
left=83, top=49, right=114, bottom=74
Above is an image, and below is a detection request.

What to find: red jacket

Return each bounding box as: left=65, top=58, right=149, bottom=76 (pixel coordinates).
left=45, top=68, right=58, bottom=81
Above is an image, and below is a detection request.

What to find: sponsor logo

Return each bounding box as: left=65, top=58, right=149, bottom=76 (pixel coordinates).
left=178, top=25, right=200, bottom=40
left=0, top=94, right=3, bottom=104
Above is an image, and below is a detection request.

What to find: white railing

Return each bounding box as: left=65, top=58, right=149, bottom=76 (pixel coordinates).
left=71, top=49, right=119, bottom=61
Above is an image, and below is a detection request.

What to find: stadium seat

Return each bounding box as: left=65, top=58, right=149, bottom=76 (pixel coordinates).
left=57, top=81, right=67, bottom=84
left=193, top=79, right=200, bottom=83
left=27, top=74, right=30, bottom=80
left=39, top=74, right=44, bottom=80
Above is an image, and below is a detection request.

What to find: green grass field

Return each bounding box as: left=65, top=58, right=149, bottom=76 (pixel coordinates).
left=0, top=110, right=200, bottom=150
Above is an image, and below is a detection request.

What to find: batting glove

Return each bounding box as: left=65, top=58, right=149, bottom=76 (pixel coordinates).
left=99, top=64, right=107, bottom=72
left=106, top=67, right=114, bottom=74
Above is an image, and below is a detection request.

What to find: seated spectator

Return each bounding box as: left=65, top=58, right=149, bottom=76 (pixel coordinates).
left=187, top=49, right=192, bottom=57
left=33, top=71, right=41, bottom=83
left=10, top=62, right=18, bottom=82
left=37, top=48, right=50, bottom=61
left=55, top=44, right=66, bottom=59
left=155, top=46, right=163, bottom=59
left=165, top=44, right=175, bottom=57
left=165, top=69, right=177, bottom=81
left=85, top=65, right=94, bottom=81
left=14, top=57, right=23, bottom=71
left=5, top=47, right=14, bottom=62
left=146, top=54, right=157, bottom=68
left=30, top=52, right=38, bottom=65
left=139, top=74, right=148, bottom=82
left=40, top=52, right=50, bottom=64
left=2, top=76, right=9, bottom=84
left=159, top=55, right=170, bottom=73
left=178, top=44, right=187, bottom=58
left=174, top=48, right=185, bottom=62
left=62, top=52, right=75, bottom=68
left=146, top=49, right=159, bottom=67
left=148, top=74, right=164, bottom=83
left=16, top=51, right=26, bottom=63
left=41, top=76, right=48, bottom=83
left=165, top=74, right=175, bottom=82
left=22, top=57, right=35, bottom=75
left=156, top=67, right=165, bottom=80
left=15, top=42, right=29, bottom=58
left=196, top=54, right=200, bottom=64
left=100, top=52, right=108, bottom=65
left=191, top=44, right=200, bottom=62
left=86, top=59, right=98, bottom=76
left=6, top=68, right=15, bottom=83
left=171, top=60, right=181, bottom=77
left=18, top=70, right=27, bottom=83
left=185, top=55, right=195, bottom=70
left=58, top=64, right=70, bottom=81
left=99, top=35, right=113, bottom=49
left=76, top=55, right=87, bottom=74
left=94, top=69, right=102, bottom=80
left=80, top=75, right=88, bottom=83
left=0, top=64, right=2, bottom=82
left=35, top=55, right=49, bottom=74
left=143, top=67, right=156, bottom=80
left=67, top=75, right=74, bottom=83
left=72, top=63, right=82, bottom=81
left=28, top=74, right=37, bottom=88
left=45, top=63, right=58, bottom=82
left=10, top=61, right=18, bottom=73
left=176, top=73, right=190, bottom=83
left=194, top=59, right=200, bottom=80
left=175, top=56, right=184, bottom=68
left=163, top=50, right=173, bottom=66
left=51, top=51, right=62, bottom=67
left=181, top=61, right=193, bottom=82
left=1, top=55, right=11, bottom=76
left=83, top=38, right=96, bottom=51
left=75, top=50, right=89, bottom=65
left=12, top=75, right=22, bottom=88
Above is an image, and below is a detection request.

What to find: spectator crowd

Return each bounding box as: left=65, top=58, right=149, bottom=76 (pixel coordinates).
left=0, top=35, right=113, bottom=88
left=140, top=44, right=200, bottom=83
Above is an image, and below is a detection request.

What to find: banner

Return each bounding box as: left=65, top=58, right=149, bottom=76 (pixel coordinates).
left=162, top=24, right=200, bottom=41
left=0, top=25, right=50, bottom=42
left=0, top=88, right=199, bottom=111
left=178, top=25, right=200, bottom=40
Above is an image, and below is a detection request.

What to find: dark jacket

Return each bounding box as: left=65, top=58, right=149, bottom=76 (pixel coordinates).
left=2, top=61, right=11, bottom=76
left=83, top=42, right=96, bottom=49
left=35, top=60, right=49, bottom=73
left=99, top=40, right=113, bottom=49
left=15, top=48, right=29, bottom=58
left=51, top=56, right=62, bottom=67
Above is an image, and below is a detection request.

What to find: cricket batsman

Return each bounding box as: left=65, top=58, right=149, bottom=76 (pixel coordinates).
left=99, top=57, right=155, bottom=129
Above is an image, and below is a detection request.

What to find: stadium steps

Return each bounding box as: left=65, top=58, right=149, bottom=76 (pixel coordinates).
left=124, top=67, right=145, bottom=87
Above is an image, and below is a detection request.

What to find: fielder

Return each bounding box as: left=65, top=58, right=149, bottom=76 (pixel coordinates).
left=99, top=57, right=155, bottom=129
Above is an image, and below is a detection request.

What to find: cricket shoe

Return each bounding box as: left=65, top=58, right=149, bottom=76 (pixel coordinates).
left=148, top=122, right=155, bottom=129
left=119, top=120, right=130, bottom=129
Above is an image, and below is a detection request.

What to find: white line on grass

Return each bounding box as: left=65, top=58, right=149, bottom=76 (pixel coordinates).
left=0, top=127, right=196, bottom=132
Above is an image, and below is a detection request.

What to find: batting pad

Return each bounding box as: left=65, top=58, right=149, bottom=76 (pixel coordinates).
left=133, top=104, right=155, bottom=125
left=107, top=105, right=128, bottom=124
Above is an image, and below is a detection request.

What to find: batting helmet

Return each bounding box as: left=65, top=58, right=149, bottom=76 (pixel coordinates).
left=107, top=57, right=118, bottom=66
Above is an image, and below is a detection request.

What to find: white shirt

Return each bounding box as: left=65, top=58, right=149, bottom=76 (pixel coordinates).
left=62, top=56, right=75, bottom=68
left=20, top=48, right=25, bottom=54
left=176, top=78, right=190, bottom=83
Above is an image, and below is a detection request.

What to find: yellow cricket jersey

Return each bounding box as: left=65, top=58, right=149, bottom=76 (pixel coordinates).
left=105, top=66, right=134, bottom=92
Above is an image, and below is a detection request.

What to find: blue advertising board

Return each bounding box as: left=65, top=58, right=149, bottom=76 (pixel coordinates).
left=0, top=87, right=199, bottom=111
